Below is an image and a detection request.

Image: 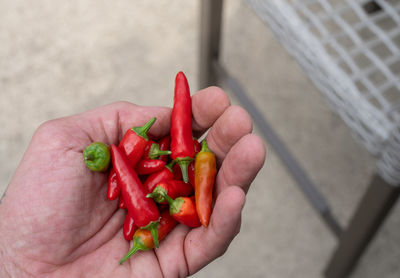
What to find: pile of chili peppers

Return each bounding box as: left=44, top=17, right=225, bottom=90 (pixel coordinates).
left=83, top=72, right=217, bottom=264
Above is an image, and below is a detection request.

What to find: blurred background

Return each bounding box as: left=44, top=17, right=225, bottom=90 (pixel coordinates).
left=1, top=0, right=399, bottom=277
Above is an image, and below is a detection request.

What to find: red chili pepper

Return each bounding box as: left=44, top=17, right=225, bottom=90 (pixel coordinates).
left=106, top=118, right=156, bottom=201
left=107, top=169, right=120, bottom=201
left=123, top=213, right=137, bottom=241
left=119, top=210, right=178, bottom=264
left=172, top=163, right=183, bottom=181
left=135, top=159, right=166, bottom=175
left=193, top=138, right=201, bottom=153
left=158, top=135, right=170, bottom=162
left=119, top=196, right=126, bottom=209
left=194, top=140, right=217, bottom=228
left=119, top=117, right=156, bottom=166
left=173, top=161, right=195, bottom=187
left=146, top=180, right=193, bottom=204
left=142, top=139, right=155, bottom=159
left=144, top=161, right=175, bottom=194
left=188, top=162, right=195, bottom=187
left=148, top=143, right=172, bottom=160
left=160, top=192, right=201, bottom=228
left=170, top=72, right=195, bottom=183
left=172, top=138, right=200, bottom=185
left=110, top=144, right=161, bottom=247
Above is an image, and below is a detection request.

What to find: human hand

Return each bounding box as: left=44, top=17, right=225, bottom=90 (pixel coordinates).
left=0, top=87, right=266, bottom=277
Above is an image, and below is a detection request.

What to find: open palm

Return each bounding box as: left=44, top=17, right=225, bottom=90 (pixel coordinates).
left=0, top=87, right=265, bottom=278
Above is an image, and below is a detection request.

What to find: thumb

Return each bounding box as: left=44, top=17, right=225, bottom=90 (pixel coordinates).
left=184, top=185, right=246, bottom=275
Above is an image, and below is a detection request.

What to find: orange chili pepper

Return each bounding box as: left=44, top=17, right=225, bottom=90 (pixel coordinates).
left=119, top=211, right=177, bottom=264
left=194, top=140, right=217, bottom=228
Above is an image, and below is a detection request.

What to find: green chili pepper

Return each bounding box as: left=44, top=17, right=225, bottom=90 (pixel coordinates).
left=83, top=142, right=111, bottom=172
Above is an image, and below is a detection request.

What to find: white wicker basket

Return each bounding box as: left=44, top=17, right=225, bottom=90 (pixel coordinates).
left=246, top=0, right=400, bottom=185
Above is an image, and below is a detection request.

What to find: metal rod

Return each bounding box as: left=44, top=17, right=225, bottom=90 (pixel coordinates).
left=199, top=0, right=223, bottom=89
left=325, top=175, right=400, bottom=278
left=214, top=61, right=343, bottom=237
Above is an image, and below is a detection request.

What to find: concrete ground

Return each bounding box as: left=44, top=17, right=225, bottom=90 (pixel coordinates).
left=1, top=0, right=399, bottom=277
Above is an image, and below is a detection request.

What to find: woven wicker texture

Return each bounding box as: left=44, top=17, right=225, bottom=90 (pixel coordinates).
left=246, top=0, right=400, bottom=185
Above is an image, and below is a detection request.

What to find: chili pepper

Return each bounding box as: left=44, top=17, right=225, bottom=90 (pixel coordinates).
left=158, top=135, right=170, bottom=162
left=173, top=161, right=195, bottom=187
left=193, top=138, right=201, bottom=153
left=119, top=210, right=177, bottom=264
left=160, top=192, right=201, bottom=228
left=194, top=140, right=217, bottom=228
left=146, top=180, right=193, bottom=204
left=148, top=143, right=172, bottom=160
left=188, top=162, right=195, bottom=187
left=173, top=138, right=200, bottom=185
left=142, top=139, right=155, bottom=159
left=119, top=117, right=156, bottom=167
left=110, top=144, right=160, bottom=247
left=83, top=142, right=111, bottom=172
left=106, top=118, right=156, bottom=201
left=107, top=169, right=120, bottom=201
left=135, top=159, right=166, bottom=175
left=123, top=213, right=137, bottom=241
left=170, top=72, right=195, bottom=183
left=144, top=161, right=175, bottom=194
left=172, top=163, right=183, bottom=181
left=119, top=196, right=126, bottom=209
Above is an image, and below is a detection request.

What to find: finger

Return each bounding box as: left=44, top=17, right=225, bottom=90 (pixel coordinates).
left=216, top=134, right=266, bottom=195
left=184, top=186, right=246, bottom=275
left=206, top=105, right=253, bottom=163
left=191, top=86, right=230, bottom=138
left=61, top=101, right=172, bottom=146
left=155, top=224, right=191, bottom=277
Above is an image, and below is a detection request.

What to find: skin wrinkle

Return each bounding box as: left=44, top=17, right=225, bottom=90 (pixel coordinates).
left=65, top=204, right=121, bottom=264
left=116, top=109, right=124, bottom=144
left=152, top=250, right=165, bottom=278
left=207, top=127, right=226, bottom=164
left=181, top=238, right=190, bottom=278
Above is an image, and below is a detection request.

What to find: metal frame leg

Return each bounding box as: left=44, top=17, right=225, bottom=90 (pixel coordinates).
left=325, top=174, right=400, bottom=278
left=199, top=0, right=223, bottom=89
left=199, top=0, right=342, bottom=238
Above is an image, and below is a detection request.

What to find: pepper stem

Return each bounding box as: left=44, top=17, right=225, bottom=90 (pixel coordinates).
left=132, top=117, right=156, bottom=141
left=119, top=236, right=150, bottom=264
left=165, top=160, right=176, bottom=172
left=146, top=186, right=168, bottom=203
left=200, top=140, right=211, bottom=153
left=142, top=221, right=160, bottom=248
left=148, top=143, right=172, bottom=159
left=158, top=189, right=174, bottom=205
left=158, top=190, right=184, bottom=215
left=175, top=157, right=193, bottom=183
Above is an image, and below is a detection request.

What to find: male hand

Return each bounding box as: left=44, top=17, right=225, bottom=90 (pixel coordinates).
left=0, top=87, right=265, bottom=277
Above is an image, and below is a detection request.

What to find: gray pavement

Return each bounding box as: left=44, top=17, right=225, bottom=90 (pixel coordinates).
left=1, top=1, right=399, bottom=277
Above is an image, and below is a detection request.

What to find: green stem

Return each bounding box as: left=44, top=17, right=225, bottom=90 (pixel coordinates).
left=175, top=157, right=193, bottom=183
left=146, top=186, right=168, bottom=203
left=165, top=160, right=176, bottom=172
left=159, top=190, right=183, bottom=215
left=142, top=221, right=160, bottom=248
left=148, top=143, right=172, bottom=159
left=132, top=117, right=156, bottom=140
left=200, top=140, right=211, bottom=153
left=85, top=153, right=95, bottom=161
left=159, top=189, right=174, bottom=205
left=119, top=236, right=150, bottom=264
